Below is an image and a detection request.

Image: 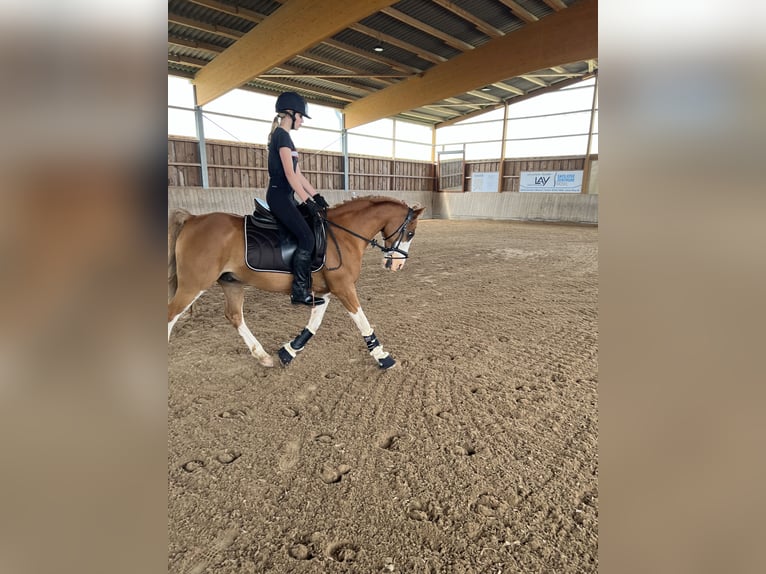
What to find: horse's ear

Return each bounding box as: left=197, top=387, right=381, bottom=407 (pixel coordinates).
left=412, top=205, right=426, bottom=218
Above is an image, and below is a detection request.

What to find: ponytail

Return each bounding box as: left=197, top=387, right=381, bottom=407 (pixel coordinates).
left=268, top=113, right=284, bottom=145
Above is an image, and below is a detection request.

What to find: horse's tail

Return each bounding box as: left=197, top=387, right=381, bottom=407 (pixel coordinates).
left=168, top=209, right=193, bottom=301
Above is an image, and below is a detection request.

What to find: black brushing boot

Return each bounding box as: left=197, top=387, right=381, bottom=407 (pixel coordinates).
left=290, top=248, right=325, bottom=306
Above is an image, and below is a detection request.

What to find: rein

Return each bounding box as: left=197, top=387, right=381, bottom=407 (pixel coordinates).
left=320, top=207, right=414, bottom=271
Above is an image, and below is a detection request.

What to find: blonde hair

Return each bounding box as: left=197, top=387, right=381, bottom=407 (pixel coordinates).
left=268, top=113, right=286, bottom=145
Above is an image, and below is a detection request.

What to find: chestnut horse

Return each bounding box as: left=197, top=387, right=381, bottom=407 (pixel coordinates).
left=168, top=196, right=425, bottom=369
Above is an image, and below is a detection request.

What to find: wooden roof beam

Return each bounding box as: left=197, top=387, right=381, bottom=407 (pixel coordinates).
left=436, top=71, right=595, bottom=128
left=254, top=78, right=356, bottom=103
left=380, top=7, right=475, bottom=51
left=168, top=54, right=211, bottom=68
left=492, top=82, right=525, bottom=96
left=350, top=23, right=447, bottom=64
left=431, top=0, right=505, bottom=38
left=322, top=38, right=424, bottom=75
left=542, top=0, right=568, bottom=11
left=496, top=0, right=539, bottom=23
left=467, top=90, right=502, bottom=103
left=186, top=0, right=266, bottom=23
left=168, top=14, right=243, bottom=41
left=521, top=75, right=548, bottom=87
left=343, top=0, right=597, bottom=129
left=261, top=74, right=407, bottom=79
left=266, top=65, right=375, bottom=96
left=168, top=35, right=225, bottom=54
left=292, top=53, right=400, bottom=87
left=193, top=0, right=397, bottom=106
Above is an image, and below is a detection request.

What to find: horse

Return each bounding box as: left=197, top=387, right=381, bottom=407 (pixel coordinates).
left=167, top=196, right=426, bottom=369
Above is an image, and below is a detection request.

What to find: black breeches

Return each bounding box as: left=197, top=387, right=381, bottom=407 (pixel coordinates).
left=266, top=187, right=315, bottom=252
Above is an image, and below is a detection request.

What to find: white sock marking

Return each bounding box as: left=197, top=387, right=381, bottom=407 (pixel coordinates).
left=168, top=291, right=203, bottom=341
left=307, top=294, right=330, bottom=333
left=237, top=321, right=267, bottom=357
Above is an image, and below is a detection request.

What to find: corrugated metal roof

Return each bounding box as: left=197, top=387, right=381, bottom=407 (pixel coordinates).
left=359, top=12, right=463, bottom=59
left=168, top=0, right=256, bottom=35
left=167, top=0, right=598, bottom=126
left=393, top=0, right=491, bottom=45
left=515, top=0, right=555, bottom=19
left=457, top=0, right=526, bottom=33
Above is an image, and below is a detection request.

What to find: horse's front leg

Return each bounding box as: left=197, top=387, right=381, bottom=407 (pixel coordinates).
left=335, top=288, right=396, bottom=370
left=278, top=295, right=331, bottom=366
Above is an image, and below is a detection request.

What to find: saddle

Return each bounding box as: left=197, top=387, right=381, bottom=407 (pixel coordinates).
left=244, top=198, right=326, bottom=273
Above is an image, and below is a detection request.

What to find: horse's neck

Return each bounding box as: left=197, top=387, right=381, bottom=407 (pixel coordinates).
left=334, top=202, right=398, bottom=238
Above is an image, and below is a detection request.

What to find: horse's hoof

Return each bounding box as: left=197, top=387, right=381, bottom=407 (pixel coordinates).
left=278, top=347, right=294, bottom=366
left=259, top=355, right=275, bottom=368
left=378, top=355, right=396, bottom=369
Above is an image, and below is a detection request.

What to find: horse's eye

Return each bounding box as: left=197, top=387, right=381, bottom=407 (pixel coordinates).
left=407, top=231, right=414, bottom=239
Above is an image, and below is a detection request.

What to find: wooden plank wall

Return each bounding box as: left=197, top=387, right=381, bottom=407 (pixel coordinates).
left=168, top=136, right=433, bottom=191
left=169, top=137, right=594, bottom=193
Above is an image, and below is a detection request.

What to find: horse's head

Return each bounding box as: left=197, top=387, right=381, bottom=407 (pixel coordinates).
left=381, top=204, right=426, bottom=271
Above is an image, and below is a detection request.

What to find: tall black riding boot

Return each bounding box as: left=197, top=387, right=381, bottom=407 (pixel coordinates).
left=290, top=248, right=325, bottom=306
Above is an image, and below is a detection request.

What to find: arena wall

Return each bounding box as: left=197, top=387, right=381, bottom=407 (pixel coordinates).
left=168, top=187, right=597, bottom=224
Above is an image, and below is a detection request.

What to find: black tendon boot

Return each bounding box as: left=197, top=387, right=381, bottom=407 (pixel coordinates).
left=290, top=248, right=325, bottom=306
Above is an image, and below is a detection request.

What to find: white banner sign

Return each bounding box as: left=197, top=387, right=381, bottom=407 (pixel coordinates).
left=520, top=170, right=583, bottom=193
left=471, top=171, right=499, bottom=192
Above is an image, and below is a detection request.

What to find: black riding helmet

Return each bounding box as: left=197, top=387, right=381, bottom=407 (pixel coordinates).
left=275, top=91, right=311, bottom=119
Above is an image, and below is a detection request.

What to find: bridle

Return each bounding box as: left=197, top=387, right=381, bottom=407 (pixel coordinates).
left=320, top=207, right=415, bottom=271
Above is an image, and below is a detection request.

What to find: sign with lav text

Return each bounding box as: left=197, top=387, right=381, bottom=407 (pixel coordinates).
left=520, top=170, right=583, bottom=193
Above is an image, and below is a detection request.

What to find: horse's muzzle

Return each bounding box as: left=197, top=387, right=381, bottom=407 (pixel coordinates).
left=384, top=256, right=406, bottom=271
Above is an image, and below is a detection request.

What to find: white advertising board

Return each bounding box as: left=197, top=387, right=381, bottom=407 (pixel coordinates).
left=471, top=171, right=499, bottom=192
left=520, top=170, right=583, bottom=193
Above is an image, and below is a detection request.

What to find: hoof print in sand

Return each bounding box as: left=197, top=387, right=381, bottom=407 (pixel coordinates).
left=287, top=543, right=313, bottom=561
left=451, top=442, right=478, bottom=456
left=217, top=407, right=249, bottom=419
left=326, top=541, right=359, bottom=563
left=319, top=463, right=351, bottom=484
left=313, top=433, right=335, bottom=445
left=280, top=406, right=300, bottom=418
left=215, top=449, right=242, bottom=465
left=471, top=493, right=510, bottom=518
left=181, top=459, right=206, bottom=473
left=406, top=500, right=440, bottom=523
left=378, top=432, right=406, bottom=451
left=435, top=409, right=453, bottom=421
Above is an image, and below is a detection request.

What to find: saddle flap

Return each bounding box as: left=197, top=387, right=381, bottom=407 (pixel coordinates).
left=244, top=199, right=327, bottom=273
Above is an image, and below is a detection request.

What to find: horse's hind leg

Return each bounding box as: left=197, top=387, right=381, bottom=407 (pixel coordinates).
left=219, top=279, right=274, bottom=367
left=334, top=287, right=396, bottom=369
left=278, top=295, right=331, bottom=366
left=168, top=287, right=205, bottom=341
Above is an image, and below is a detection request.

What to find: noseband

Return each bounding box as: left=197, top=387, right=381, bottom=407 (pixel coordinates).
left=321, top=207, right=415, bottom=270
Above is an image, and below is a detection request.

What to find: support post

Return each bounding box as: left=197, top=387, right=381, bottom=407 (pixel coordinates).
left=193, top=85, right=210, bottom=189
left=339, top=111, right=350, bottom=192
left=498, top=101, right=509, bottom=192
left=581, top=73, right=598, bottom=194
left=342, top=128, right=349, bottom=192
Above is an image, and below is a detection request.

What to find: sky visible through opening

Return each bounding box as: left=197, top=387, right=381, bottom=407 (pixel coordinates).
left=168, top=75, right=598, bottom=161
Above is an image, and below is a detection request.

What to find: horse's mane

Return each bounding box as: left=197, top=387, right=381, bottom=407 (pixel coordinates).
left=331, top=195, right=411, bottom=213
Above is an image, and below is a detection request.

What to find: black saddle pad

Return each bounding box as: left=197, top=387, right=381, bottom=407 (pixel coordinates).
left=244, top=199, right=325, bottom=273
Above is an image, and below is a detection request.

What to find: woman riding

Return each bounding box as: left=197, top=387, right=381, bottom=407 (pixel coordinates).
left=266, top=91, right=330, bottom=306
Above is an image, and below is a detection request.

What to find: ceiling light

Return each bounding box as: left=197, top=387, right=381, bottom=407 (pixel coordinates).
left=373, top=45, right=384, bottom=52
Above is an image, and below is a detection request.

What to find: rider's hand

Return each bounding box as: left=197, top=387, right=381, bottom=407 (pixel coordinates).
left=312, top=194, right=330, bottom=209
left=304, top=199, right=321, bottom=217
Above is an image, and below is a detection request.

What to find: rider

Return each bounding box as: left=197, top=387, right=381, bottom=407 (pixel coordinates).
left=266, top=91, right=330, bottom=306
